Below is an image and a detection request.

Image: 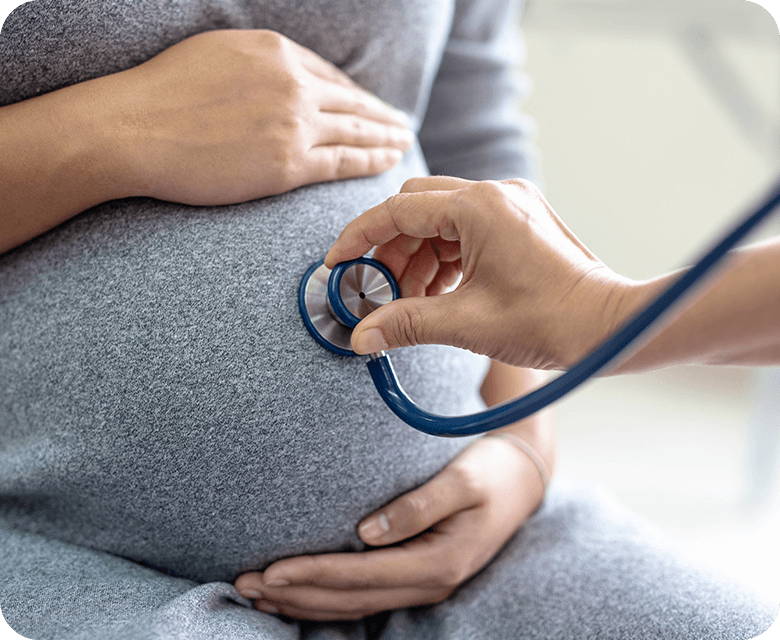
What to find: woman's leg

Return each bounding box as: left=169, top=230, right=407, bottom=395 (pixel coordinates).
left=378, top=480, right=777, bottom=640
left=0, top=522, right=300, bottom=640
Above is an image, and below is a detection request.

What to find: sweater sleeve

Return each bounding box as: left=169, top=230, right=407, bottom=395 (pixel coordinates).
left=418, top=0, right=540, bottom=183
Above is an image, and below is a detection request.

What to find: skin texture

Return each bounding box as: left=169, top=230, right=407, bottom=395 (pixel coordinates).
left=0, top=29, right=413, bottom=254
left=325, top=176, right=780, bottom=373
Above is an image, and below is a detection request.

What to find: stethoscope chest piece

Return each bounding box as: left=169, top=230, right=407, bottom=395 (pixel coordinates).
left=298, top=258, right=399, bottom=356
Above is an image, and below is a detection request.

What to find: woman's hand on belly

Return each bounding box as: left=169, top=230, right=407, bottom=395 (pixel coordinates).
left=233, top=436, right=547, bottom=621
left=117, top=29, right=414, bottom=205
left=0, top=29, right=413, bottom=253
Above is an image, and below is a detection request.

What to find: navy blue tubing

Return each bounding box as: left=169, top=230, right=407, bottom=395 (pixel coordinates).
left=366, top=178, right=780, bottom=437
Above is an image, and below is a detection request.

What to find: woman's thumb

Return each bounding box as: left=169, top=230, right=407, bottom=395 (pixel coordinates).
left=351, top=296, right=459, bottom=354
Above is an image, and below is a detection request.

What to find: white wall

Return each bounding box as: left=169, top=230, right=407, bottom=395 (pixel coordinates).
left=517, top=0, right=780, bottom=600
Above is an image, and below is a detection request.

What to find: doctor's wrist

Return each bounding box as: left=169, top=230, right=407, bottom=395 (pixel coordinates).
left=554, top=274, right=640, bottom=370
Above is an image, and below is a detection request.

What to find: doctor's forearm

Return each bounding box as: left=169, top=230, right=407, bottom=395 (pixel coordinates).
left=607, top=238, right=780, bottom=373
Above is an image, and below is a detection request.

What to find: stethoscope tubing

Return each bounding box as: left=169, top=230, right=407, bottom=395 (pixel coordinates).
left=367, top=177, right=780, bottom=437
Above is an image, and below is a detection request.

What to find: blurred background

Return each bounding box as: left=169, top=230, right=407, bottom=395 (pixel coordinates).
left=516, top=0, right=780, bottom=602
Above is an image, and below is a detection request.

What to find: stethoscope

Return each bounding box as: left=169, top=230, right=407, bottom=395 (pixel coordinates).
left=299, top=178, right=780, bottom=437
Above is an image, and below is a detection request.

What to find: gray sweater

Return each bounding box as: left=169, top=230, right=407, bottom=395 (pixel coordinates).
left=0, top=0, right=531, bottom=587
left=2, top=3, right=776, bottom=640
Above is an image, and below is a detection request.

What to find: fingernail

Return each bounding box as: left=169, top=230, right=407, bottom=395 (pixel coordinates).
left=242, top=588, right=262, bottom=599
left=264, top=577, right=289, bottom=588
left=359, top=512, right=390, bottom=540
left=255, top=601, right=279, bottom=615
left=354, top=328, right=389, bottom=354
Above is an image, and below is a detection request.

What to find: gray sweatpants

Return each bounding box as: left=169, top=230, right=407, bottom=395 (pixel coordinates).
left=2, top=481, right=776, bottom=640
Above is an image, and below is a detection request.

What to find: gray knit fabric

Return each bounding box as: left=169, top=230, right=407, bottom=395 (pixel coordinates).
left=0, top=1, right=776, bottom=639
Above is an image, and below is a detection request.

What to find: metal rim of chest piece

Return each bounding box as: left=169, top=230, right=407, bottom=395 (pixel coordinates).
left=298, top=257, right=400, bottom=357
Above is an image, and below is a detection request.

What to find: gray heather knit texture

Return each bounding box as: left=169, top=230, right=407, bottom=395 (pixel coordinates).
left=0, top=0, right=776, bottom=638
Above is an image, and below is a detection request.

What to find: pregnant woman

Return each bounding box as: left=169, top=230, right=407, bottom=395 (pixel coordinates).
left=0, top=1, right=775, bottom=639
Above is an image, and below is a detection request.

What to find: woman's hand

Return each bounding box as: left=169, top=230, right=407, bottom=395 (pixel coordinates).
left=115, top=29, right=413, bottom=204
left=0, top=29, right=413, bottom=253
left=234, top=435, right=547, bottom=621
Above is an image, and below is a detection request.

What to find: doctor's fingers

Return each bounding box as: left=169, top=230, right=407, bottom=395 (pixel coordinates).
left=394, top=239, right=443, bottom=298
left=373, top=234, right=460, bottom=278
left=394, top=239, right=464, bottom=298
left=350, top=290, right=478, bottom=354
left=400, top=175, right=475, bottom=193
left=325, top=189, right=469, bottom=268
left=426, top=258, right=462, bottom=296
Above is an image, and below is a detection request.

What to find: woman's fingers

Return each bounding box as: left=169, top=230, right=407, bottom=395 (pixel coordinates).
left=245, top=519, right=478, bottom=594
left=241, top=544, right=441, bottom=593
left=292, top=39, right=359, bottom=88
left=313, top=111, right=414, bottom=150
left=306, top=146, right=403, bottom=184
left=357, top=462, right=481, bottom=546
left=318, top=81, right=410, bottom=127
left=253, top=583, right=452, bottom=621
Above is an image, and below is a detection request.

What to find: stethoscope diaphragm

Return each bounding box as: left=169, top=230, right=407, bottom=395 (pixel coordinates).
left=298, top=257, right=399, bottom=356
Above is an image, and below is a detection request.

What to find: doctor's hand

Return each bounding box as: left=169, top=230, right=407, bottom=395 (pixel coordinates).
left=325, top=176, right=640, bottom=370
left=233, top=435, right=546, bottom=620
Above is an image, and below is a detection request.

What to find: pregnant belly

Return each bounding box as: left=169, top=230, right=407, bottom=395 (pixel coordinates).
left=0, top=156, right=486, bottom=583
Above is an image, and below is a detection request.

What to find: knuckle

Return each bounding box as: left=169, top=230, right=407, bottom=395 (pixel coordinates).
left=506, top=177, right=536, bottom=192
left=395, top=492, right=429, bottom=526
left=334, top=147, right=353, bottom=177
left=278, top=73, right=306, bottom=104
left=401, top=177, right=425, bottom=193
left=435, top=561, right=468, bottom=588
left=469, top=179, right=504, bottom=201
left=268, top=144, right=298, bottom=191
left=395, top=303, right=425, bottom=347
left=385, top=192, right=407, bottom=214
left=444, top=463, right=482, bottom=503
left=350, top=116, right=368, bottom=137
left=257, top=29, right=288, bottom=53
left=362, top=148, right=380, bottom=176
left=274, top=111, right=302, bottom=135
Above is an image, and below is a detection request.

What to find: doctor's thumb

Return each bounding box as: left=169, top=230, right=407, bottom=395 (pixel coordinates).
left=351, top=296, right=462, bottom=354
